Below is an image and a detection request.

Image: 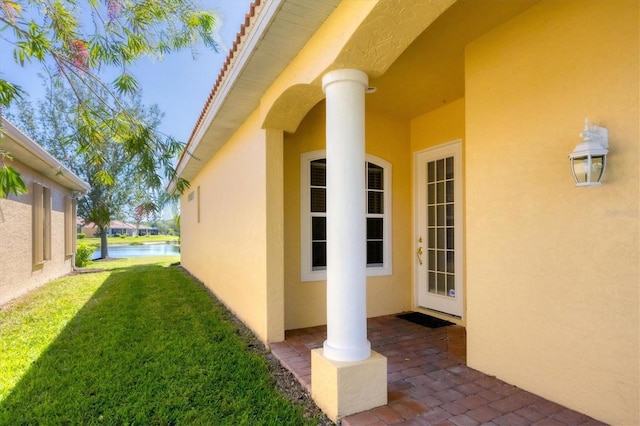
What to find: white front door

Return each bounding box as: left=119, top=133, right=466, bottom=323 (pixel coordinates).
left=414, top=141, right=463, bottom=317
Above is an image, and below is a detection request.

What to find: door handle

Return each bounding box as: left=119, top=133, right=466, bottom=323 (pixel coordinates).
left=416, top=246, right=423, bottom=265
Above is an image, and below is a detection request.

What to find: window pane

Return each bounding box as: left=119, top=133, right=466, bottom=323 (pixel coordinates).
left=428, top=183, right=435, bottom=205
left=367, top=241, right=383, bottom=265
left=312, top=217, right=326, bottom=241
left=368, top=191, right=383, bottom=214
left=445, top=157, right=454, bottom=179
left=311, top=188, right=326, bottom=212
left=312, top=242, right=327, bottom=269
left=310, top=159, right=326, bottom=186
left=428, top=206, right=435, bottom=226
left=427, top=162, right=435, bottom=182
left=447, top=227, right=454, bottom=250
left=367, top=163, right=383, bottom=190
left=367, top=218, right=383, bottom=240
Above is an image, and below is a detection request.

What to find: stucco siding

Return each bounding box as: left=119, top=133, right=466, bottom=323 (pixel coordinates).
left=0, top=159, right=74, bottom=305
left=180, top=110, right=274, bottom=342
left=464, top=1, right=639, bottom=424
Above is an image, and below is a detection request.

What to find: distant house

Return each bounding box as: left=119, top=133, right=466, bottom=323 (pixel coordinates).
left=0, top=118, right=90, bottom=306
left=169, top=1, right=638, bottom=424
left=80, top=219, right=158, bottom=236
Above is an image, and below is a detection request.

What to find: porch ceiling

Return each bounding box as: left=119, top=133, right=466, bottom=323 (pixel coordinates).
left=367, top=0, right=539, bottom=119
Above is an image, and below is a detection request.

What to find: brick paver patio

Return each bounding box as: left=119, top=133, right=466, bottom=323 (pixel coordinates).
left=269, top=314, right=606, bottom=425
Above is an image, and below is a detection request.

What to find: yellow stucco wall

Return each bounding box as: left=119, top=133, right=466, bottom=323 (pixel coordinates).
left=410, top=98, right=465, bottom=153
left=464, top=1, right=639, bottom=424
left=0, top=159, right=74, bottom=306
left=283, top=101, right=412, bottom=330
left=180, top=110, right=282, bottom=342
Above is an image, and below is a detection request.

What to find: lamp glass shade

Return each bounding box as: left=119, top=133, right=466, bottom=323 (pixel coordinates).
left=570, top=154, right=606, bottom=186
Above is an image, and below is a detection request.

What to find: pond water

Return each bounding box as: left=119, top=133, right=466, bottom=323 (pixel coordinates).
left=93, top=244, right=180, bottom=259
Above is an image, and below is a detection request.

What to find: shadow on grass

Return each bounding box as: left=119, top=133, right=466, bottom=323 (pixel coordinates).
left=0, top=263, right=311, bottom=425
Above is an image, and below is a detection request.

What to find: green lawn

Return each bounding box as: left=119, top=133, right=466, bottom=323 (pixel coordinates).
left=81, top=234, right=180, bottom=249
left=0, top=257, right=318, bottom=425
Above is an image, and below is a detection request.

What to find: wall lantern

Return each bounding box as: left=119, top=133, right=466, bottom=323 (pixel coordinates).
left=569, top=118, right=609, bottom=186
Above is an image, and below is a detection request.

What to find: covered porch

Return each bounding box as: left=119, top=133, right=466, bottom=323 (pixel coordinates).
left=270, top=315, right=605, bottom=425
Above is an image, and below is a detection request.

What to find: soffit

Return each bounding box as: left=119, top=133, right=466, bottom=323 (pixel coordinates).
left=367, top=0, right=539, bottom=118
left=176, top=0, right=340, bottom=186
left=1, top=119, right=90, bottom=193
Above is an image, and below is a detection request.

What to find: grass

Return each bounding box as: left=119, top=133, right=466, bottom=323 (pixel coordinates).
left=81, top=234, right=180, bottom=249
left=0, top=256, right=317, bottom=425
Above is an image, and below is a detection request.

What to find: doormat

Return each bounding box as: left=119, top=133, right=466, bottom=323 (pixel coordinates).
left=397, top=312, right=454, bottom=329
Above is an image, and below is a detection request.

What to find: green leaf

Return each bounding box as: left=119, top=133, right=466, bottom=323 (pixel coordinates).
left=0, top=164, right=29, bottom=198
left=113, top=73, right=139, bottom=96
left=0, top=80, right=25, bottom=107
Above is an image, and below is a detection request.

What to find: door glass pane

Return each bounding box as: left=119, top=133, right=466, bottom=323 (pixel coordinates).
left=427, top=162, right=435, bottom=182
left=447, top=275, right=455, bottom=297
left=445, top=157, right=454, bottom=179
left=447, top=250, right=455, bottom=273
left=437, top=273, right=446, bottom=295
left=446, top=204, right=454, bottom=227
left=428, top=272, right=436, bottom=293
left=436, top=159, right=445, bottom=181
left=437, top=250, right=446, bottom=272
left=428, top=206, right=435, bottom=226
left=446, top=180, right=454, bottom=203
left=437, top=182, right=444, bottom=203
left=437, top=228, right=445, bottom=248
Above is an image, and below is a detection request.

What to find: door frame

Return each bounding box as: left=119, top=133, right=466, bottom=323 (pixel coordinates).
left=413, top=140, right=464, bottom=319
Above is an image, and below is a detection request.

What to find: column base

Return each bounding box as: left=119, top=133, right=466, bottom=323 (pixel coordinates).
left=311, top=348, right=387, bottom=422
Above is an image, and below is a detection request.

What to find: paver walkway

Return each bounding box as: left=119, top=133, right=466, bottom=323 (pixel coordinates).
left=269, top=314, right=606, bottom=426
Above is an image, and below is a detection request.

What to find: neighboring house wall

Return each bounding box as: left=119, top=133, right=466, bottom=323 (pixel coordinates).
left=463, top=1, right=638, bottom=424
left=0, top=160, right=75, bottom=305
left=283, top=101, right=412, bottom=329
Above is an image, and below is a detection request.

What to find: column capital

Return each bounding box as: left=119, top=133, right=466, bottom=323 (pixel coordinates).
left=322, top=69, right=368, bottom=93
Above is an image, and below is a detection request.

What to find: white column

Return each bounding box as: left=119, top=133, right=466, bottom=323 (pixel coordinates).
left=322, top=68, right=370, bottom=362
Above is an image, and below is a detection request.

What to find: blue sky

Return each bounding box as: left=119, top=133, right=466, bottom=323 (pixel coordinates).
left=1, top=0, right=252, bottom=143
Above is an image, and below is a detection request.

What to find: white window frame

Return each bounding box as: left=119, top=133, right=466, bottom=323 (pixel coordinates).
left=300, top=150, right=392, bottom=282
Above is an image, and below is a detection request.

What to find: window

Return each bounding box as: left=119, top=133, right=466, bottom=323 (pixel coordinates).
left=64, top=196, right=77, bottom=257
left=32, top=182, right=51, bottom=265
left=301, top=150, right=392, bottom=281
